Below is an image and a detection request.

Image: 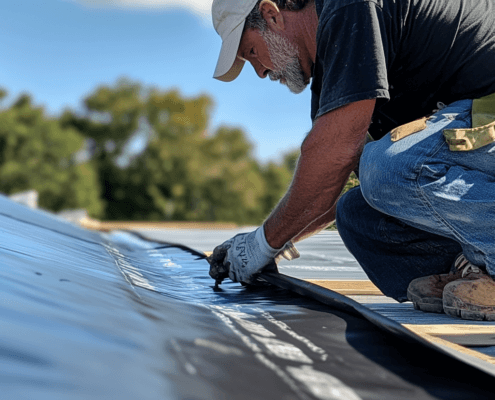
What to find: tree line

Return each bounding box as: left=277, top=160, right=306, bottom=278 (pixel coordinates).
left=0, top=80, right=358, bottom=224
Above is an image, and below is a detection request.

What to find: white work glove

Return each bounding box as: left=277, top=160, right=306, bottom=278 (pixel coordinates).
left=210, top=226, right=300, bottom=285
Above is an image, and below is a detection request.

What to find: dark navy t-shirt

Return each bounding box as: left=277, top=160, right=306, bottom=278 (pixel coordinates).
left=311, top=0, right=495, bottom=139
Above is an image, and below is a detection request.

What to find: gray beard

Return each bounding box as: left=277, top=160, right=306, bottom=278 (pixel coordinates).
left=261, top=30, right=307, bottom=94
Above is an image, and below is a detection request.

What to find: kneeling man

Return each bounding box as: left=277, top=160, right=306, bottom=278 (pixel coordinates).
left=208, top=0, right=495, bottom=321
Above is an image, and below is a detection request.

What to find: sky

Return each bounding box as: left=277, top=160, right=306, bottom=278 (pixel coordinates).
left=0, top=0, right=313, bottom=163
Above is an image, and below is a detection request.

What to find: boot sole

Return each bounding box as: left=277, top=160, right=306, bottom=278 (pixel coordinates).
left=443, top=294, right=495, bottom=321
left=407, top=289, right=444, bottom=314
left=443, top=305, right=495, bottom=321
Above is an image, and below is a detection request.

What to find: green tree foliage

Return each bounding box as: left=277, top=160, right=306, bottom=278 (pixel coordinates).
left=260, top=149, right=299, bottom=217
left=0, top=90, right=103, bottom=216
left=2, top=80, right=359, bottom=224
left=61, top=80, right=300, bottom=224
left=61, top=79, right=148, bottom=219
left=344, top=172, right=360, bottom=193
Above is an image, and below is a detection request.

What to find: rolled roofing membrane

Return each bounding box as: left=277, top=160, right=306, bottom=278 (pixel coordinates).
left=1, top=195, right=494, bottom=399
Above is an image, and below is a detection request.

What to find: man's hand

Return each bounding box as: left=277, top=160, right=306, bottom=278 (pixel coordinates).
left=209, top=227, right=281, bottom=285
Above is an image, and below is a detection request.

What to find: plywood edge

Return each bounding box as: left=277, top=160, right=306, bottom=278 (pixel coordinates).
left=305, top=279, right=383, bottom=296
left=403, top=324, right=495, bottom=346
left=405, top=324, right=495, bottom=336
left=403, top=324, right=495, bottom=365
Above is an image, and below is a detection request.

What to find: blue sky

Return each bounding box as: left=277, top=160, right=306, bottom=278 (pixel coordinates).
left=0, top=0, right=313, bottom=163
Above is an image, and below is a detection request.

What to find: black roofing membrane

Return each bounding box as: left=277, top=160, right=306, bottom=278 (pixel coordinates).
left=1, top=195, right=494, bottom=400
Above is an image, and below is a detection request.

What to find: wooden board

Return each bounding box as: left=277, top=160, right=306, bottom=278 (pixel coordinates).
left=305, top=279, right=382, bottom=295
left=308, top=280, right=495, bottom=369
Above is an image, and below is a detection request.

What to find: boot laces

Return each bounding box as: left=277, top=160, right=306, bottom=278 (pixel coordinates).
left=454, top=254, right=482, bottom=278
left=461, top=264, right=481, bottom=278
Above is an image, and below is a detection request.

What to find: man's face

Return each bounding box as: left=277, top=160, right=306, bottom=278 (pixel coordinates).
left=237, top=28, right=309, bottom=94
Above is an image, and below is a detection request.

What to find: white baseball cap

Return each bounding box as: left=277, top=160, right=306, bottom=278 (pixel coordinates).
left=212, top=0, right=259, bottom=82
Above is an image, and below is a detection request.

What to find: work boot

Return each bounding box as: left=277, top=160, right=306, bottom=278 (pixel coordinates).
left=406, top=254, right=486, bottom=313
left=443, top=275, right=495, bottom=321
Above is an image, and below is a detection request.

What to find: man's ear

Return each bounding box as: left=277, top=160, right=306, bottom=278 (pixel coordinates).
left=259, top=0, right=285, bottom=32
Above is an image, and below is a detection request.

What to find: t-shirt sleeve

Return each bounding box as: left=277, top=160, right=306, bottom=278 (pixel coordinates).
left=312, top=1, right=390, bottom=120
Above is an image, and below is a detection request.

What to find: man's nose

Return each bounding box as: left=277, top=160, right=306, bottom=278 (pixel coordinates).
left=251, top=59, right=269, bottom=79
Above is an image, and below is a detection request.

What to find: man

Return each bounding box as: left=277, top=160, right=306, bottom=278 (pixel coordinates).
left=208, top=0, right=495, bottom=321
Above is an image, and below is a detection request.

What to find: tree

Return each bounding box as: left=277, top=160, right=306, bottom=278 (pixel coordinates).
left=61, top=79, right=149, bottom=219
left=0, top=90, right=103, bottom=216
left=259, top=149, right=299, bottom=217
left=199, top=126, right=267, bottom=224
left=62, top=80, right=271, bottom=223
left=0, top=81, right=359, bottom=224
left=64, top=80, right=360, bottom=225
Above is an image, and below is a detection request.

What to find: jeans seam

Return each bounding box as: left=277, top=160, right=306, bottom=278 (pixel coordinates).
left=414, top=142, right=474, bottom=249
left=415, top=175, right=464, bottom=244
left=412, top=109, right=473, bottom=246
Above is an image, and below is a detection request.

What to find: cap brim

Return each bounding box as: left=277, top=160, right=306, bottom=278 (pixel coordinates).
left=213, top=21, right=246, bottom=82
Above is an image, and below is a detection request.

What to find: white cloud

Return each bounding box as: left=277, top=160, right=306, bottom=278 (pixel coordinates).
left=69, top=0, right=214, bottom=20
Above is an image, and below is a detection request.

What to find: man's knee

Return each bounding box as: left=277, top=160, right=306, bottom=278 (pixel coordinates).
left=336, top=186, right=385, bottom=242
left=359, top=139, right=413, bottom=216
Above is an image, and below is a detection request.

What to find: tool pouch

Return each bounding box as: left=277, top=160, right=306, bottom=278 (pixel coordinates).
left=443, top=92, right=495, bottom=151
left=390, top=117, right=429, bottom=142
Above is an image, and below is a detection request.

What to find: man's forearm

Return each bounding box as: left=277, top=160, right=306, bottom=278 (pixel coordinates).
left=263, top=150, right=354, bottom=249
left=291, top=205, right=336, bottom=243
left=262, top=99, right=375, bottom=249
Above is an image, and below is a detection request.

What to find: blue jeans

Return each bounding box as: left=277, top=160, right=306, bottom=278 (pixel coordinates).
left=336, top=99, right=495, bottom=302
